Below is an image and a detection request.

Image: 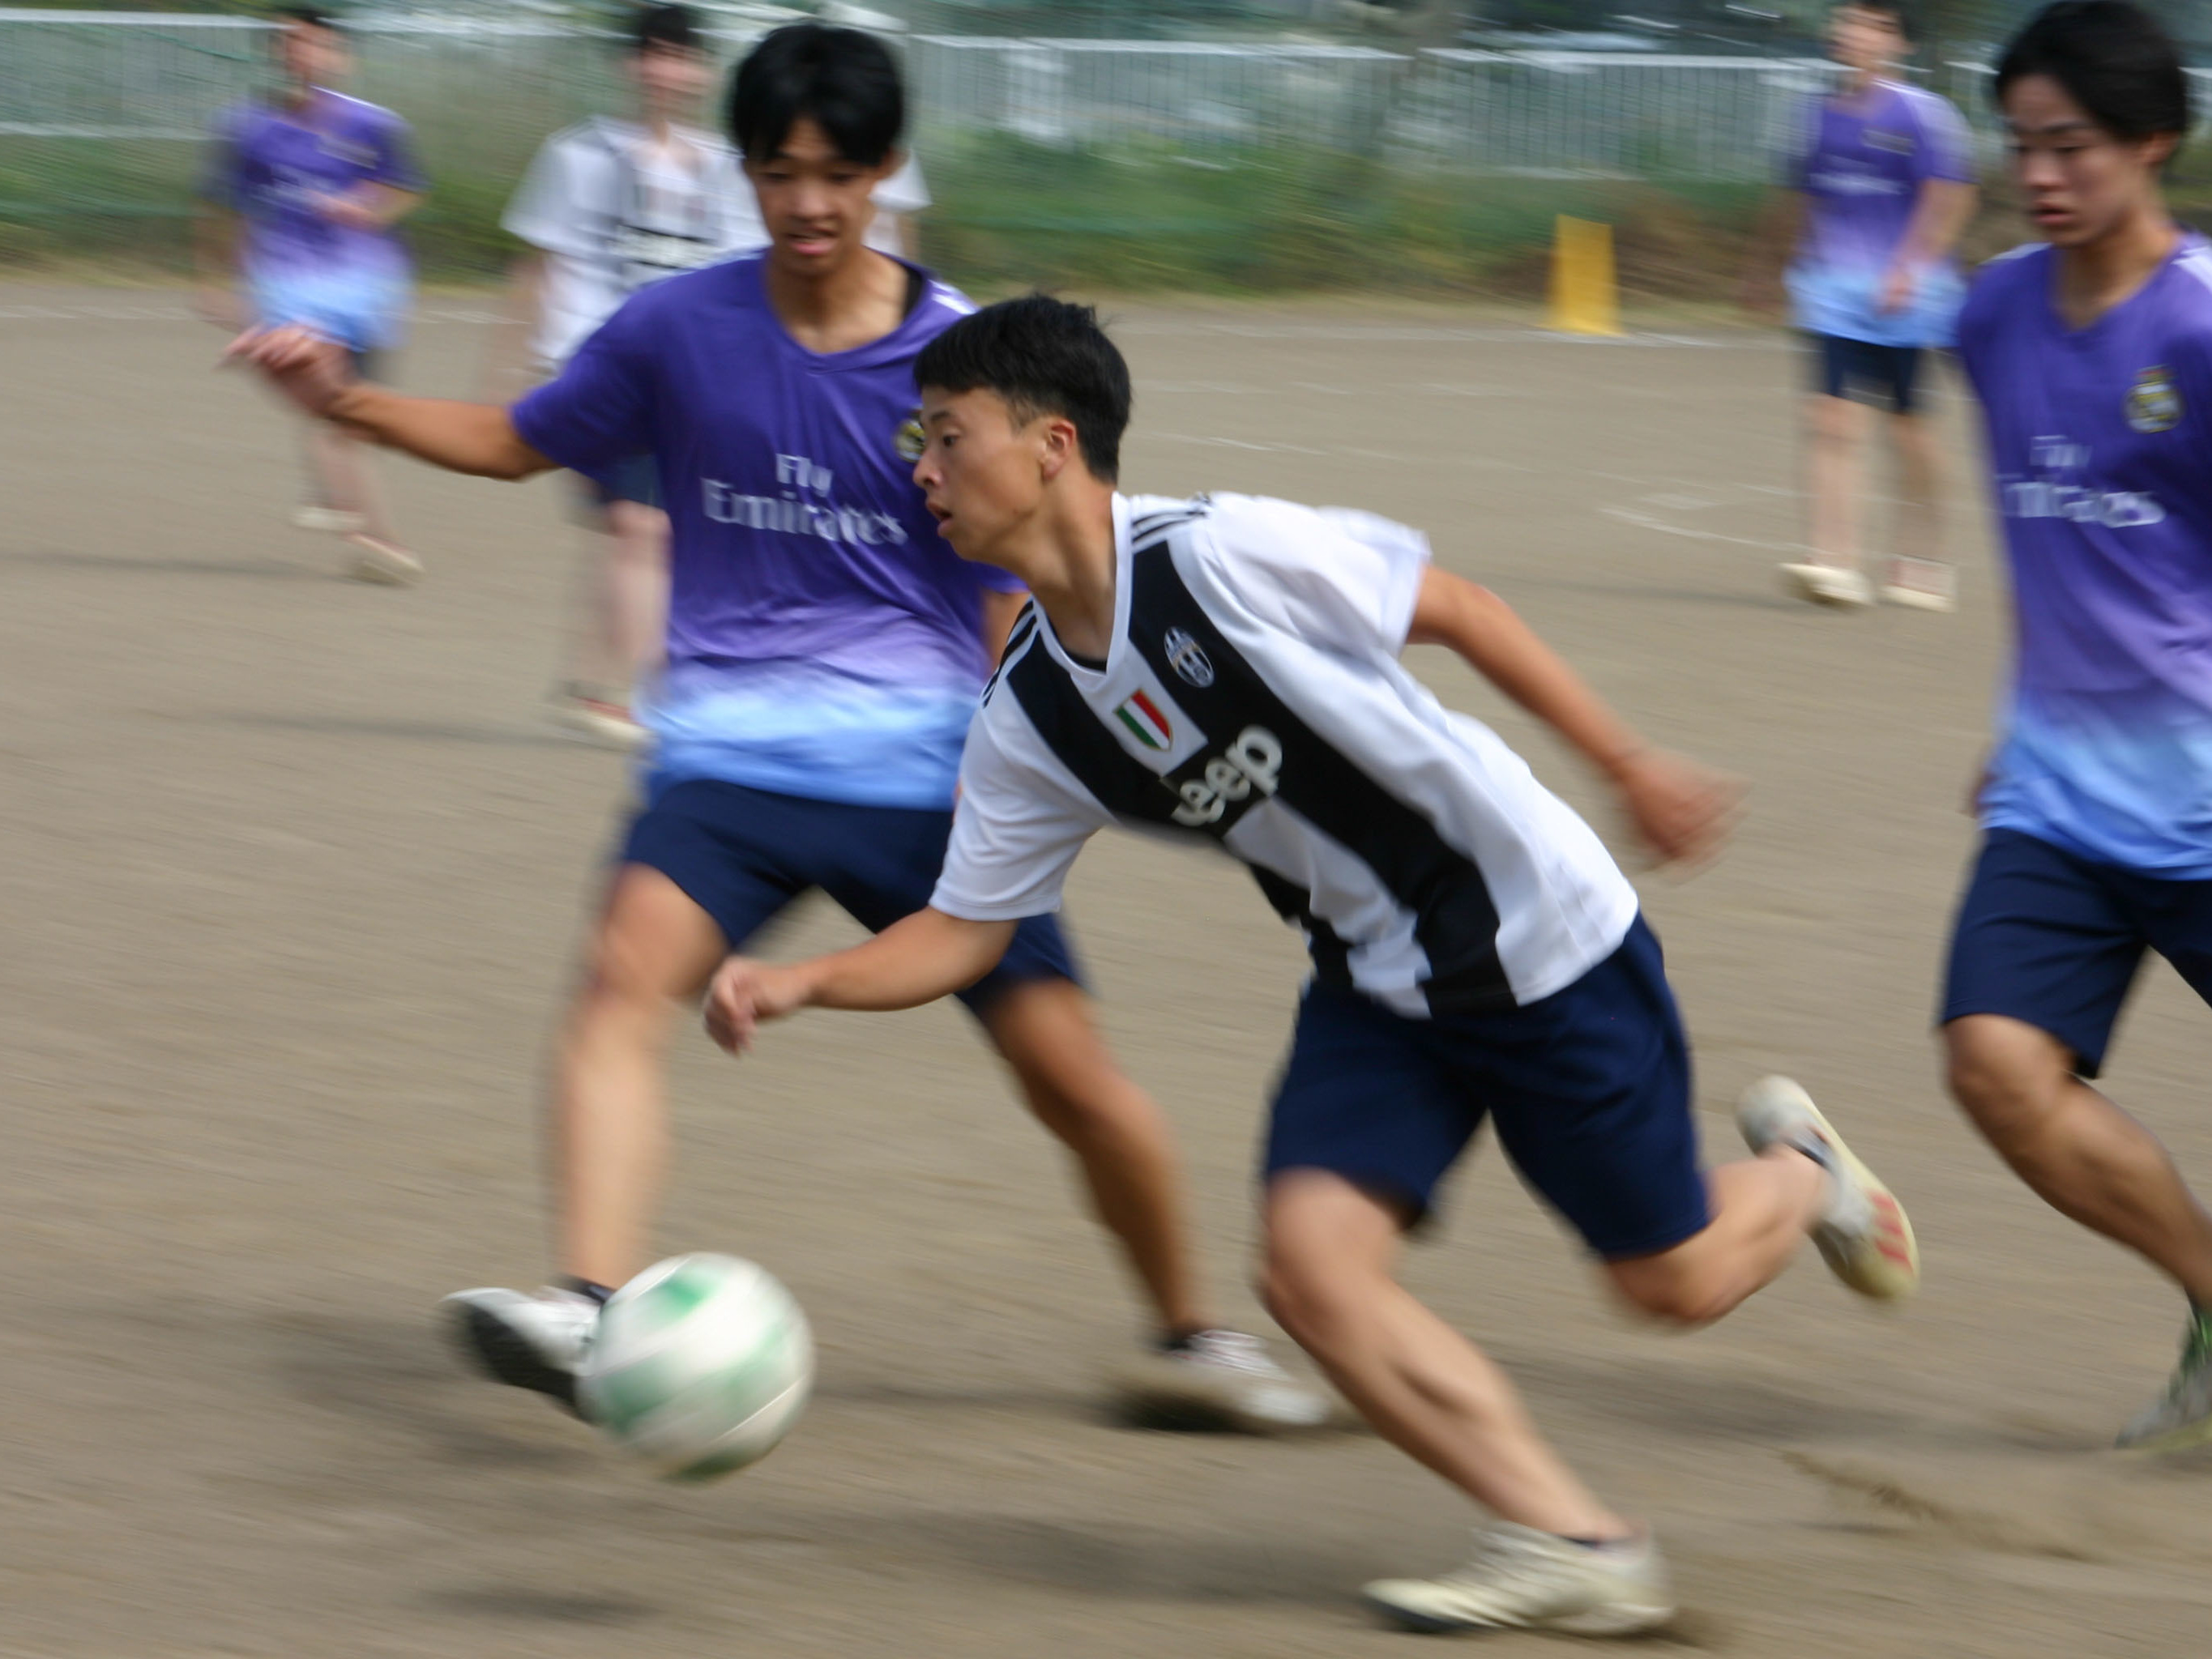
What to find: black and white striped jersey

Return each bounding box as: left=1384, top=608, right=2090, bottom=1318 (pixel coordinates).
left=930, top=493, right=1638, bottom=1016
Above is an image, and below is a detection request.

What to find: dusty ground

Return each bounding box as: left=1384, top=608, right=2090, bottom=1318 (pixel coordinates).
left=6, top=286, right=2212, bottom=1659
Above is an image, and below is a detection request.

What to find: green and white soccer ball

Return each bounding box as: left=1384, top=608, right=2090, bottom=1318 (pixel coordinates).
left=579, top=1253, right=814, bottom=1482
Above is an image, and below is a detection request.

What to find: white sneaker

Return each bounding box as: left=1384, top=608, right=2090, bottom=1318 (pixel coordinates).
left=1364, top=1524, right=1675, bottom=1636
left=1879, top=557, right=1958, bottom=612
left=344, top=535, right=425, bottom=587
left=1779, top=561, right=1874, bottom=608
left=292, top=504, right=366, bottom=534
left=1737, top=1075, right=1919, bottom=1301
left=442, top=1286, right=599, bottom=1415
left=548, top=684, right=650, bottom=753
left=1116, top=1329, right=1335, bottom=1433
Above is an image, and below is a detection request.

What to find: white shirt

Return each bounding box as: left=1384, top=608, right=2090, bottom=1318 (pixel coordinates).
left=502, top=118, right=932, bottom=368
left=931, top=493, right=1639, bottom=1017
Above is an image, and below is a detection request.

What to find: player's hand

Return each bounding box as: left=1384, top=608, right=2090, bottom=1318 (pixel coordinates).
left=703, top=957, right=813, bottom=1055
left=315, top=191, right=386, bottom=232
left=1612, top=749, right=1744, bottom=871
left=224, top=324, right=352, bottom=420
left=1877, top=263, right=1918, bottom=316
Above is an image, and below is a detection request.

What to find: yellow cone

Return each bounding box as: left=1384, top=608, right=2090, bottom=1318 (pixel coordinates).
left=1548, top=215, right=1622, bottom=337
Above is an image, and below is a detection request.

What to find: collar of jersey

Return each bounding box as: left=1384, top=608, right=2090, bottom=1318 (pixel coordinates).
left=1030, top=492, right=1137, bottom=683
left=740, top=254, right=944, bottom=371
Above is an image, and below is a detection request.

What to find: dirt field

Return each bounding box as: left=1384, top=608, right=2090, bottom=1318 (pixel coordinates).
left=7, top=284, right=2212, bottom=1659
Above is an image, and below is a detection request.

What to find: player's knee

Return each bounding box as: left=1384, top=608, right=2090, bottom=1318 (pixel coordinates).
left=1943, top=1025, right=2060, bottom=1144
left=1607, top=1253, right=1733, bottom=1328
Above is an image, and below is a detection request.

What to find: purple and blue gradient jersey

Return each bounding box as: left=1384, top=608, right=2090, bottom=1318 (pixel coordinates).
left=1957, top=235, right=2212, bottom=876
left=512, top=254, right=1022, bottom=809
left=204, top=91, right=423, bottom=352
left=1787, top=79, right=1974, bottom=348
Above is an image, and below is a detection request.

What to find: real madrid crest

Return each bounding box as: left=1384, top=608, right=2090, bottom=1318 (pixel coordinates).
left=2126, top=365, right=2183, bottom=434
left=894, top=411, right=926, bottom=463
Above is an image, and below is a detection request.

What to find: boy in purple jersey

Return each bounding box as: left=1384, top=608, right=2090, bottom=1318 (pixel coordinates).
left=198, top=7, right=426, bottom=586
left=228, top=24, right=1325, bottom=1435
left=1743, top=0, right=1975, bottom=609
left=1946, top=0, right=2212, bottom=1452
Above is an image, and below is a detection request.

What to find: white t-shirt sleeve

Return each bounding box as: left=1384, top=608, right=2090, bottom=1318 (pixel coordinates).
left=502, top=133, right=604, bottom=259
left=1200, top=495, right=1432, bottom=658
left=874, top=153, right=931, bottom=216
left=929, top=707, right=1104, bottom=922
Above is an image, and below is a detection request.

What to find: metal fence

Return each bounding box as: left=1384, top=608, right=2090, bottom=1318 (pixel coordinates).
left=0, top=12, right=2011, bottom=279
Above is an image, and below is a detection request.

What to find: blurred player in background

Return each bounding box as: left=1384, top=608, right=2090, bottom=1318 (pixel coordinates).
left=702, top=295, right=1924, bottom=1637
left=1944, top=0, right=2212, bottom=1452
left=198, top=6, right=425, bottom=586
left=490, top=4, right=933, bottom=746
left=1743, top=0, right=1975, bottom=610
left=231, top=24, right=1325, bottom=1435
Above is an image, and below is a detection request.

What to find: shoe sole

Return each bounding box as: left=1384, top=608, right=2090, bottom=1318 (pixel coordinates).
left=1363, top=1591, right=1675, bottom=1636
left=1779, top=564, right=1873, bottom=608
left=1741, top=1080, right=1919, bottom=1301
left=1112, top=1363, right=1339, bottom=1435
left=446, top=1300, right=584, bottom=1417
left=548, top=706, right=651, bottom=752
left=2116, top=1410, right=2212, bottom=1455
left=1880, top=586, right=1956, bottom=612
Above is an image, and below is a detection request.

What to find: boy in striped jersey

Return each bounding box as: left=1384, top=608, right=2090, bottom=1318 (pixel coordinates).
left=702, top=295, right=1923, bottom=1636
left=1943, top=1, right=2212, bottom=1453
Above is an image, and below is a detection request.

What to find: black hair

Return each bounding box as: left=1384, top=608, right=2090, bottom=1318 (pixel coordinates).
left=1995, top=0, right=2190, bottom=142
left=274, top=6, right=343, bottom=34
left=914, top=295, right=1131, bottom=485
left=1838, top=0, right=1913, bottom=43
left=630, top=3, right=701, bottom=54
left=727, top=22, right=904, bottom=167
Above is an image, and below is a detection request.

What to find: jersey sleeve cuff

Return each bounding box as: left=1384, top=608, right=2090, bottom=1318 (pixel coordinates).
left=929, top=887, right=1061, bottom=923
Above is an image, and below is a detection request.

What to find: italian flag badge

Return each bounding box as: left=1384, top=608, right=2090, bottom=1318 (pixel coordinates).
left=1114, top=689, right=1172, bottom=751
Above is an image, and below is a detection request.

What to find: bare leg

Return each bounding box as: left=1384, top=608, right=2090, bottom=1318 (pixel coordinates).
left=305, top=420, right=403, bottom=548
left=1604, top=1149, right=1830, bottom=1325
left=1804, top=392, right=1869, bottom=572
left=1261, top=1170, right=1629, bottom=1537
left=981, top=977, right=1208, bottom=1336
left=565, top=501, right=670, bottom=699
left=1886, top=409, right=1943, bottom=567
left=1947, top=1013, right=2212, bottom=1304
left=554, top=865, right=729, bottom=1288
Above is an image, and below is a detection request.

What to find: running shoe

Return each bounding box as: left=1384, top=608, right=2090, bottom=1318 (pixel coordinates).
left=1364, top=1524, right=1675, bottom=1636
left=549, top=683, right=650, bottom=753
left=1116, top=1328, right=1334, bottom=1433
left=1779, top=561, right=1874, bottom=608
left=442, top=1286, right=598, bottom=1415
left=344, top=535, right=425, bottom=587
left=1880, top=557, right=1958, bottom=612
left=292, top=504, right=365, bottom=534
left=2116, top=1310, right=2212, bottom=1452
left=1737, top=1075, right=1919, bottom=1301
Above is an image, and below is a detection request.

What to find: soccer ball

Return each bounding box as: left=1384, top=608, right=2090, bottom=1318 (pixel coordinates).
left=579, top=1253, right=814, bottom=1482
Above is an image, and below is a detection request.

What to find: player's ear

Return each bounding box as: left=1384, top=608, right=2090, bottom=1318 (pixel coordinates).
left=1036, top=414, right=1081, bottom=482
left=873, top=147, right=905, bottom=186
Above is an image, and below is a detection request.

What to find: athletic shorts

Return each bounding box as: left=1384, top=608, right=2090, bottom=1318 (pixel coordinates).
left=621, top=777, right=1080, bottom=1016
left=1942, top=829, right=2212, bottom=1077
left=1264, top=915, right=1709, bottom=1260
left=1807, top=333, right=1924, bottom=415
left=576, top=453, right=662, bottom=513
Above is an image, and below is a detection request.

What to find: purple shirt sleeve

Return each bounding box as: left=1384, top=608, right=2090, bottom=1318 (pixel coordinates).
left=367, top=111, right=427, bottom=194
left=510, top=299, right=658, bottom=471
left=1909, top=92, right=1974, bottom=186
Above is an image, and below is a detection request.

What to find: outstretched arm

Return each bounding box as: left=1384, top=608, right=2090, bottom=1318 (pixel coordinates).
left=703, top=907, right=1018, bottom=1055
left=1407, top=567, right=1742, bottom=867
left=226, top=324, right=555, bottom=480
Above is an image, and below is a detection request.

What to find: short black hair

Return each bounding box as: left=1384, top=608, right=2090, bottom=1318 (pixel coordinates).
left=274, top=6, right=343, bottom=34
left=1837, top=0, right=1913, bottom=42
left=630, top=3, right=701, bottom=55
left=727, top=22, right=903, bottom=167
left=915, top=296, right=1132, bottom=485
left=1995, top=0, right=2190, bottom=142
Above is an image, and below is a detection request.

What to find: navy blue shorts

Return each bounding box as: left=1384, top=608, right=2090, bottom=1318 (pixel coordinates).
left=1264, top=916, right=1709, bottom=1260
left=621, top=778, right=1079, bottom=1016
left=1808, top=333, right=1924, bottom=415
left=1943, top=830, right=2212, bottom=1077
